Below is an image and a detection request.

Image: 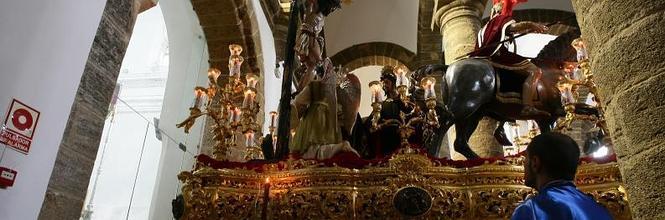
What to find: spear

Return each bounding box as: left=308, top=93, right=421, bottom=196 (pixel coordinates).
left=454, top=16, right=576, bottom=61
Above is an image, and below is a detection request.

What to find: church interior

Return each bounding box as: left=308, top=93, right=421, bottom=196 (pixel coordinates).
left=0, top=0, right=663, bottom=219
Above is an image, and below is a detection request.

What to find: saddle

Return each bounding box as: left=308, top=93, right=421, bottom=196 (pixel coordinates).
left=494, top=67, right=540, bottom=104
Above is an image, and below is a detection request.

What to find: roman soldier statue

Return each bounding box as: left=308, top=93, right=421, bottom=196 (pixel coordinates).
left=470, top=0, right=549, bottom=116
left=294, top=0, right=342, bottom=91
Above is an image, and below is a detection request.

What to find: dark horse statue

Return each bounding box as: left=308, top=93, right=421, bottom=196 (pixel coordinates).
left=413, top=30, right=590, bottom=159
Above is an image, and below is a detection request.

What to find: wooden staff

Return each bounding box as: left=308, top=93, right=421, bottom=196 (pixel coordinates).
left=275, top=0, right=300, bottom=159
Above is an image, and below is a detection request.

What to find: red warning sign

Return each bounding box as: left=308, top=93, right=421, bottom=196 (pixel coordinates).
left=1, top=99, right=40, bottom=154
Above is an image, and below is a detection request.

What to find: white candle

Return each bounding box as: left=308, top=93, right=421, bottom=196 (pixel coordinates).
left=369, top=81, right=383, bottom=103
left=208, top=68, right=221, bottom=84
left=242, top=90, right=254, bottom=109
left=229, top=55, right=244, bottom=77
left=245, top=131, right=255, bottom=147
left=421, top=77, right=436, bottom=99
left=234, top=107, right=242, bottom=123
left=269, top=111, right=277, bottom=128
left=228, top=106, right=234, bottom=122
left=246, top=74, right=258, bottom=88
left=395, top=66, right=409, bottom=87
left=193, top=89, right=205, bottom=108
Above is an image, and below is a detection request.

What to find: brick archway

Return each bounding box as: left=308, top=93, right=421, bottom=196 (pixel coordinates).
left=330, top=42, right=417, bottom=71
left=192, top=0, right=262, bottom=74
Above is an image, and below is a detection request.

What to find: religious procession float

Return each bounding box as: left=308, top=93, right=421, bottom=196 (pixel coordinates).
left=172, top=0, right=630, bottom=219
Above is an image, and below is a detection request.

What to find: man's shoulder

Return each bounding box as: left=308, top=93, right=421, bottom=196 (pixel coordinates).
left=511, top=199, right=536, bottom=220
left=533, top=185, right=613, bottom=219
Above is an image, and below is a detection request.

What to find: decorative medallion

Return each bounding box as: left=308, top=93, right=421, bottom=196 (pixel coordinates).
left=393, top=186, right=433, bottom=217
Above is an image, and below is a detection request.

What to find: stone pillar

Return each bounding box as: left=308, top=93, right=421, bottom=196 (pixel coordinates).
left=433, top=0, right=503, bottom=159
left=571, top=1, right=665, bottom=219
left=469, top=118, right=504, bottom=157
left=432, top=0, right=487, bottom=65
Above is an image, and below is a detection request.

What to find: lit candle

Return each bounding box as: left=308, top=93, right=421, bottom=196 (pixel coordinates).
left=395, top=66, right=409, bottom=87
left=229, top=44, right=243, bottom=56
left=228, top=55, right=244, bottom=77
left=513, top=124, right=519, bottom=137
left=269, top=111, right=278, bottom=128
left=368, top=81, right=383, bottom=103
left=245, top=131, right=255, bottom=147
left=585, top=93, right=598, bottom=107
left=571, top=38, right=588, bottom=61
left=227, top=105, right=234, bottom=122
left=246, top=74, right=259, bottom=88
left=242, top=89, right=255, bottom=109
left=421, top=77, right=436, bottom=99
left=272, top=135, right=278, bottom=154
left=233, top=107, right=242, bottom=123
left=208, top=68, right=221, bottom=84
left=193, top=87, right=206, bottom=109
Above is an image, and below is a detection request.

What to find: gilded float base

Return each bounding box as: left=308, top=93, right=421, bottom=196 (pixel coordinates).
left=177, top=152, right=630, bottom=219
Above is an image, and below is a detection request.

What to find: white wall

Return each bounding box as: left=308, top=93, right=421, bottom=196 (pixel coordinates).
left=149, top=0, right=209, bottom=219
left=325, top=0, right=419, bottom=56
left=352, top=66, right=383, bottom=117
left=250, top=0, right=280, bottom=135
left=0, top=1, right=106, bottom=220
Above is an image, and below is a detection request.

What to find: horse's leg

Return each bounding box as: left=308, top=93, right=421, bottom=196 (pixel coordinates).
left=536, top=117, right=556, bottom=133
left=493, top=121, right=512, bottom=146
left=453, top=113, right=482, bottom=159
left=428, top=119, right=454, bottom=156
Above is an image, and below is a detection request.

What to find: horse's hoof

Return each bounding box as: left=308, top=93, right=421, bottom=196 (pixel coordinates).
left=494, top=131, right=513, bottom=146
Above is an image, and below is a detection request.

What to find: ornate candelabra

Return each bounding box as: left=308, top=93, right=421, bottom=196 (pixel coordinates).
left=368, top=69, right=439, bottom=153
left=177, top=44, right=264, bottom=161
left=504, top=121, right=540, bottom=156
left=555, top=38, right=607, bottom=134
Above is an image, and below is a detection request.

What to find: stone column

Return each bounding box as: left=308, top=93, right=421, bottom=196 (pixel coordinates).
left=433, top=0, right=504, bottom=159
left=571, top=1, right=665, bottom=219
left=432, top=0, right=487, bottom=65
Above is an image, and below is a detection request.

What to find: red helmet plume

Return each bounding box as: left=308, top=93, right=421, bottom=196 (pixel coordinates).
left=492, top=0, right=527, bottom=17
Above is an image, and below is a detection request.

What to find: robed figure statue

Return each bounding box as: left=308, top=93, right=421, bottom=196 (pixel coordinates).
left=290, top=58, right=360, bottom=159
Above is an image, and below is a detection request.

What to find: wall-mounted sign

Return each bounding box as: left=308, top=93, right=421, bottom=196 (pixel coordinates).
left=1, top=99, right=40, bottom=154
left=0, top=167, right=17, bottom=188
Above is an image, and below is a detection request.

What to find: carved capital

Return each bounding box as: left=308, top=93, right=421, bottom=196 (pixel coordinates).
left=432, top=0, right=487, bottom=32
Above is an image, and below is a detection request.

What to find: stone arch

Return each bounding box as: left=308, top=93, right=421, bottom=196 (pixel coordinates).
left=193, top=0, right=263, bottom=74
left=330, top=42, right=418, bottom=71
left=483, top=9, right=579, bottom=36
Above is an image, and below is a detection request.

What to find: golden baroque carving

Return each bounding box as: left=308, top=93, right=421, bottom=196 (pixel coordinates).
left=177, top=153, right=630, bottom=219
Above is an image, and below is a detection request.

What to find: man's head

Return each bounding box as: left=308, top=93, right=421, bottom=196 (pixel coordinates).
left=524, top=132, right=580, bottom=189
left=490, top=1, right=504, bottom=18
left=380, top=66, right=397, bottom=93
left=318, top=0, right=342, bottom=16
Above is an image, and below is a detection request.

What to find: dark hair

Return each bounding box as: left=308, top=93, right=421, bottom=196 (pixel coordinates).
left=527, top=132, right=580, bottom=181
left=380, top=66, right=397, bottom=85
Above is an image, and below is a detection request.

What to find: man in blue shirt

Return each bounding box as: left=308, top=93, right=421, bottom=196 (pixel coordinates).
left=511, top=132, right=613, bottom=220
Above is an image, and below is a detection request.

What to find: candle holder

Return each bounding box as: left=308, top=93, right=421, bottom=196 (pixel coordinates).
left=368, top=81, right=384, bottom=131
left=395, top=65, right=411, bottom=102
left=177, top=44, right=264, bottom=161
left=554, top=38, right=608, bottom=135
left=367, top=74, right=442, bottom=153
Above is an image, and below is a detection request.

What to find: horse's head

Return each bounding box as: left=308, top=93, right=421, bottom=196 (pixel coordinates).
left=532, top=30, right=581, bottom=102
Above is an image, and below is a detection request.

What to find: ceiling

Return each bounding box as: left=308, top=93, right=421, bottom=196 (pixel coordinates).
left=325, top=0, right=419, bottom=56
